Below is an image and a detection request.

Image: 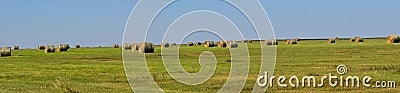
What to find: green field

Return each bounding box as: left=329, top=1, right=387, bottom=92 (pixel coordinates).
left=1, top=38, right=399, bottom=92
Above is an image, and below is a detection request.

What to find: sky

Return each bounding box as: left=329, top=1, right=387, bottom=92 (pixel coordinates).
left=1, top=0, right=399, bottom=48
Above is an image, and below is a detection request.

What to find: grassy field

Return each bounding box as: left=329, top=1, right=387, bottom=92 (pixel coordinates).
left=1, top=38, right=399, bottom=92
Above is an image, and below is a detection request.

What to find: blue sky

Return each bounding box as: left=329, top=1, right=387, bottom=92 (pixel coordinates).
left=1, top=0, right=399, bottom=48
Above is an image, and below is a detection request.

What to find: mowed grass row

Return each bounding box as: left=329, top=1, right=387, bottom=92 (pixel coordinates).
left=1, top=38, right=400, bottom=92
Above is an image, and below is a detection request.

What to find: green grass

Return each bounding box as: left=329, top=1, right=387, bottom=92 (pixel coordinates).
left=0, top=48, right=130, bottom=92
left=1, top=38, right=399, bottom=92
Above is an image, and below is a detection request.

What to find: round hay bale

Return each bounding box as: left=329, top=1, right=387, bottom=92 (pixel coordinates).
left=246, top=40, right=253, bottom=43
left=161, top=42, right=170, bottom=48
left=286, top=40, right=297, bottom=45
left=195, top=42, right=202, bottom=45
left=122, top=43, right=132, bottom=50
left=328, top=38, right=336, bottom=43
left=285, top=40, right=290, bottom=44
left=113, top=44, right=120, bottom=48
left=75, top=44, right=80, bottom=48
left=37, top=45, right=45, bottom=50
left=217, top=41, right=227, bottom=48
left=0, top=47, right=12, bottom=57
left=139, top=42, right=154, bottom=53
left=187, top=42, right=194, bottom=46
left=273, top=40, right=278, bottom=45
left=171, top=43, right=177, bottom=46
left=387, top=34, right=400, bottom=43
left=335, top=37, right=340, bottom=40
left=14, top=45, right=20, bottom=50
left=132, top=43, right=139, bottom=51
left=264, top=40, right=278, bottom=45
left=212, top=41, right=217, bottom=46
left=57, top=44, right=68, bottom=52
left=349, top=38, right=355, bottom=42
left=227, top=41, right=238, bottom=48
left=355, top=36, right=364, bottom=42
left=241, top=40, right=253, bottom=43
left=290, top=40, right=297, bottom=44
left=204, top=41, right=215, bottom=48
left=45, top=45, right=55, bottom=53
left=64, top=44, right=70, bottom=49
